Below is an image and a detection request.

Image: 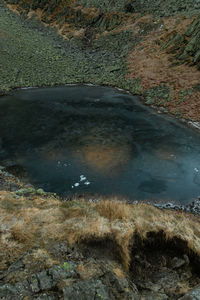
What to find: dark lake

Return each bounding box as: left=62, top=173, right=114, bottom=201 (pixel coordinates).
left=0, top=85, right=200, bottom=205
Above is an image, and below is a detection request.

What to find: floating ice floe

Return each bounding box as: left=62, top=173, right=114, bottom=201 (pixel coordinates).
left=194, top=168, right=199, bottom=172
left=71, top=175, right=91, bottom=189
left=80, top=175, right=86, bottom=181
left=84, top=181, right=90, bottom=185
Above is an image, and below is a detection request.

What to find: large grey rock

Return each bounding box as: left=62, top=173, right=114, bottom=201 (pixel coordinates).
left=37, top=270, right=53, bottom=291
left=62, top=279, right=109, bottom=300
left=0, top=284, right=18, bottom=296
left=178, top=284, right=200, bottom=299
left=49, top=265, right=67, bottom=282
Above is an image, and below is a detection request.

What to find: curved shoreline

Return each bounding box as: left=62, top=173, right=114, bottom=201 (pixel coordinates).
left=2, top=82, right=200, bottom=133
left=1, top=83, right=200, bottom=214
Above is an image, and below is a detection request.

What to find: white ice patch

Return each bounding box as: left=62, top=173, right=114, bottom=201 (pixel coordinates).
left=80, top=175, right=86, bottom=181
left=194, top=168, right=199, bottom=172
left=84, top=181, right=90, bottom=185
left=71, top=175, right=91, bottom=189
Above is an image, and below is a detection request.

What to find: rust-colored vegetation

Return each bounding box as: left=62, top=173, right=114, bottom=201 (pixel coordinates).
left=1, top=191, right=200, bottom=272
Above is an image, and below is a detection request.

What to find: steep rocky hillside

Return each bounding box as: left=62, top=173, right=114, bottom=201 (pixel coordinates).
left=1, top=0, right=200, bottom=120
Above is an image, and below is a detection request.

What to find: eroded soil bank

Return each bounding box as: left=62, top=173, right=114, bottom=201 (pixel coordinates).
left=1, top=182, right=200, bottom=299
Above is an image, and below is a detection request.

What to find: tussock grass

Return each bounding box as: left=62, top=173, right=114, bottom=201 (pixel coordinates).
left=1, top=191, right=200, bottom=272
left=96, top=199, right=131, bottom=221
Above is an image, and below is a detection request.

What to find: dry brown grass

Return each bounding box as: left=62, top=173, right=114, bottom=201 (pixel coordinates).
left=96, top=199, right=131, bottom=221
left=112, top=267, right=125, bottom=279
left=11, top=222, right=36, bottom=245
left=1, top=191, right=200, bottom=272
left=127, top=15, right=200, bottom=121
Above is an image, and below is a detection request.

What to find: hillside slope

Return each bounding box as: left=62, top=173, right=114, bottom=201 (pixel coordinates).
left=1, top=0, right=200, bottom=120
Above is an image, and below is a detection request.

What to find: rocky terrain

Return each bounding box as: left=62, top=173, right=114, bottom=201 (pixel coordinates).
left=1, top=0, right=200, bottom=120
left=1, top=0, right=200, bottom=299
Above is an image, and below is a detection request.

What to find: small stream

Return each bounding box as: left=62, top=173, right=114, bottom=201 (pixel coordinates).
left=0, top=85, right=200, bottom=205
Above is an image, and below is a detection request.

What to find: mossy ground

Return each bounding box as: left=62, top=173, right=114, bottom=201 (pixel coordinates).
left=1, top=0, right=200, bottom=121
left=0, top=0, right=142, bottom=95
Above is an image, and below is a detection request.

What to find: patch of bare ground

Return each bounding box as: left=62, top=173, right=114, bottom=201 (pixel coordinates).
left=127, top=15, right=200, bottom=121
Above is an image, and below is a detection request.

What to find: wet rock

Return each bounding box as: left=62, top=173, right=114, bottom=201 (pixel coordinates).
left=171, top=257, right=186, bottom=269
left=178, top=284, right=200, bottom=299
left=188, top=121, right=200, bottom=130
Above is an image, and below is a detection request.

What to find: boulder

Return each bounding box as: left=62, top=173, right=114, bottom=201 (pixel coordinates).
left=178, top=284, right=200, bottom=299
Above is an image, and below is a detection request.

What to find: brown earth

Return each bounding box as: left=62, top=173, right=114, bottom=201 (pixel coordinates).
left=127, top=15, right=200, bottom=121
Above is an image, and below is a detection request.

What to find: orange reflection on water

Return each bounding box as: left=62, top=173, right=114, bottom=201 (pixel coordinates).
left=74, top=143, right=131, bottom=175
left=154, top=145, right=177, bottom=161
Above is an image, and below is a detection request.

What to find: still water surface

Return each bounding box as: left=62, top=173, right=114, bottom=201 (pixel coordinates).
left=0, top=85, right=200, bottom=204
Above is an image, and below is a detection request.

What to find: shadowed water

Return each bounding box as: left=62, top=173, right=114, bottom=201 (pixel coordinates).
left=0, top=85, right=200, bottom=205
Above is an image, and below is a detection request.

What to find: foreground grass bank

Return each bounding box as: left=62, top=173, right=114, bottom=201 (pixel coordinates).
left=1, top=188, right=200, bottom=298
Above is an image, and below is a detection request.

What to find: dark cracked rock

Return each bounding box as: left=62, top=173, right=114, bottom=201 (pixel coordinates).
left=62, top=279, right=109, bottom=300
left=0, top=263, right=77, bottom=299
left=0, top=264, right=140, bottom=299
